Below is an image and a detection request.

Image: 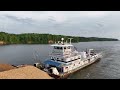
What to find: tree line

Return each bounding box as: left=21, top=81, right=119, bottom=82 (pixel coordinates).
left=0, top=32, right=118, bottom=44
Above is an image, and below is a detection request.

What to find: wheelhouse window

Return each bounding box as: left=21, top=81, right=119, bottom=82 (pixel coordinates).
left=64, top=47, right=66, bottom=49
left=54, top=46, right=63, bottom=50
left=59, top=47, right=62, bottom=49
left=54, top=46, right=57, bottom=49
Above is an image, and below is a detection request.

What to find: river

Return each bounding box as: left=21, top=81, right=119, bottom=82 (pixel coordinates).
left=0, top=41, right=120, bottom=79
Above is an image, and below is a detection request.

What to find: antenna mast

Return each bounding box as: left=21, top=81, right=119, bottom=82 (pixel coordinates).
left=68, top=38, right=73, bottom=44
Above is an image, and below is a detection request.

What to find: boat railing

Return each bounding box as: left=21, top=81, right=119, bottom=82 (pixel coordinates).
left=49, top=52, right=81, bottom=59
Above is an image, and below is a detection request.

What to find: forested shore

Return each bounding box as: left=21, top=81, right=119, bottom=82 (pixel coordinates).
left=0, top=32, right=119, bottom=45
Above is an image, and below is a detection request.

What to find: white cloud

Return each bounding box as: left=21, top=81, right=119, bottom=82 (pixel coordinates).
left=0, top=11, right=67, bottom=23
left=0, top=11, right=120, bottom=39
left=0, top=11, right=109, bottom=21
left=79, top=11, right=109, bottom=17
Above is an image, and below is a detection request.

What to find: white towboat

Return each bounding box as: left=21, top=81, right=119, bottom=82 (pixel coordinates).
left=34, top=38, right=102, bottom=79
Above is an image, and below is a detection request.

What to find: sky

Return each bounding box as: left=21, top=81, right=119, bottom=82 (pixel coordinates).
left=0, top=11, right=120, bottom=39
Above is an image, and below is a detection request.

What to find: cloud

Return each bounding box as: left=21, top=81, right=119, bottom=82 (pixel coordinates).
left=79, top=11, right=109, bottom=18
left=0, top=11, right=108, bottom=22
left=4, top=15, right=34, bottom=25
left=0, top=11, right=119, bottom=39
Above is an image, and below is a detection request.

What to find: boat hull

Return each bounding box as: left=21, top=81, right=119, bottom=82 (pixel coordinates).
left=49, top=58, right=101, bottom=79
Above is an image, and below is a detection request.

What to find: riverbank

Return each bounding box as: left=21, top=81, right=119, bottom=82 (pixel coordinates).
left=0, top=64, right=52, bottom=79
left=0, top=32, right=119, bottom=45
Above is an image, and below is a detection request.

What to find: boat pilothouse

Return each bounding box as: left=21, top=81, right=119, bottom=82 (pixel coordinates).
left=50, top=38, right=80, bottom=63
left=36, top=38, right=102, bottom=79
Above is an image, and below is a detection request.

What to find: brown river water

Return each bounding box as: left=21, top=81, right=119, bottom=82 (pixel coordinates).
left=0, top=41, right=120, bottom=79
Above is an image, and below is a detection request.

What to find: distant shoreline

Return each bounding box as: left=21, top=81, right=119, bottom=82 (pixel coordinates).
left=0, top=40, right=119, bottom=45
left=0, top=32, right=119, bottom=45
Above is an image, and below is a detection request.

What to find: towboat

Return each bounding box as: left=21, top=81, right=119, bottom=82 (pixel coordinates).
left=34, top=38, right=102, bottom=79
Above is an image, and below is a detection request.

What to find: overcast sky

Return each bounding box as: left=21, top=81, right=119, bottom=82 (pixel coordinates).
left=0, top=11, right=120, bottom=39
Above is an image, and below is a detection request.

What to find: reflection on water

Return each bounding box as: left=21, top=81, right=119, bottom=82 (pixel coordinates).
left=0, top=41, right=120, bottom=79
